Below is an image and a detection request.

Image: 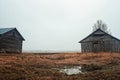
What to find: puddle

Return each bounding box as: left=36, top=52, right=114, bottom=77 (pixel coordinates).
left=60, top=66, right=82, bottom=75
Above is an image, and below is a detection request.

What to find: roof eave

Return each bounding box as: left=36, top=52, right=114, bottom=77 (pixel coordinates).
left=14, top=28, right=25, bottom=41
left=79, top=28, right=120, bottom=43
left=78, top=41, right=82, bottom=43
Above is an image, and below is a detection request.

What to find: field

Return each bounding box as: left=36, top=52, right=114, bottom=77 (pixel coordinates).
left=0, top=52, right=120, bottom=80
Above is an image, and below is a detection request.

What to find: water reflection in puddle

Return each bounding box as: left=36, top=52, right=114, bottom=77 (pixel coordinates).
left=60, top=66, right=82, bottom=75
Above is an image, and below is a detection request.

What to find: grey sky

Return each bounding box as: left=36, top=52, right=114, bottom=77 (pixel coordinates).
left=0, top=0, right=120, bottom=51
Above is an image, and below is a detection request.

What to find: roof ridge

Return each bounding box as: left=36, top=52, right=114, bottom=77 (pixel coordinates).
left=0, top=27, right=16, bottom=34
left=79, top=28, right=120, bottom=43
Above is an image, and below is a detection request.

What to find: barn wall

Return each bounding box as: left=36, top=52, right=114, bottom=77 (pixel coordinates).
left=110, top=39, right=120, bottom=53
left=81, top=42, right=93, bottom=53
left=0, top=30, right=23, bottom=53
left=81, top=38, right=120, bottom=53
left=80, top=29, right=120, bottom=53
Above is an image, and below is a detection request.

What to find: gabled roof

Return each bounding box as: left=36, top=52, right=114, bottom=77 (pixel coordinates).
left=0, top=28, right=15, bottom=34
left=0, top=28, right=25, bottom=41
left=79, top=28, right=120, bottom=43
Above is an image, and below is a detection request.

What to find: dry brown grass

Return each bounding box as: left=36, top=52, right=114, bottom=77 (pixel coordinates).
left=0, top=52, right=120, bottom=80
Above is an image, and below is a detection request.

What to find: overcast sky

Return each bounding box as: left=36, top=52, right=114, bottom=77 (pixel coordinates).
left=0, top=0, right=120, bottom=52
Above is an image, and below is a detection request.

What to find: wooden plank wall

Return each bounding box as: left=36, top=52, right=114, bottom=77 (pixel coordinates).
left=0, top=34, right=22, bottom=53
left=81, top=39, right=120, bottom=53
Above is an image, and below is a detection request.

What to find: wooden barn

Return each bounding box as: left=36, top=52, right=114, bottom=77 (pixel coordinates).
left=0, top=28, right=25, bottom=53
left=79, top=28, right=120, bottom=53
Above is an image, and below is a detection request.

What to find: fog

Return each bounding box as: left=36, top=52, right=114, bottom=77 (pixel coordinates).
left=0, top=0, right=120, bottom=52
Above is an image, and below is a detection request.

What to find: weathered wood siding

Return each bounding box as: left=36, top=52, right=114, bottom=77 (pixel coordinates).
left=0, top=29, right=23, bottom=53
left=81, top=30, right=120, bottom=53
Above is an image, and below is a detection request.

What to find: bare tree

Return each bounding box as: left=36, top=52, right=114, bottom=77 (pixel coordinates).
left=92, top=20, right=111, bottom=34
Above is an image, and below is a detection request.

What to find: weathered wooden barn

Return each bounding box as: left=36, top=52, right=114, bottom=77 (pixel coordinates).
left=79, top=28, right=120, bottom=53
left=0, top=28, right=25, bottom=53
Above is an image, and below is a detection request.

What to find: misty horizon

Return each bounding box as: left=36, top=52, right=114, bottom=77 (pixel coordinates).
left=0, top=0, right=120, bottom=51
